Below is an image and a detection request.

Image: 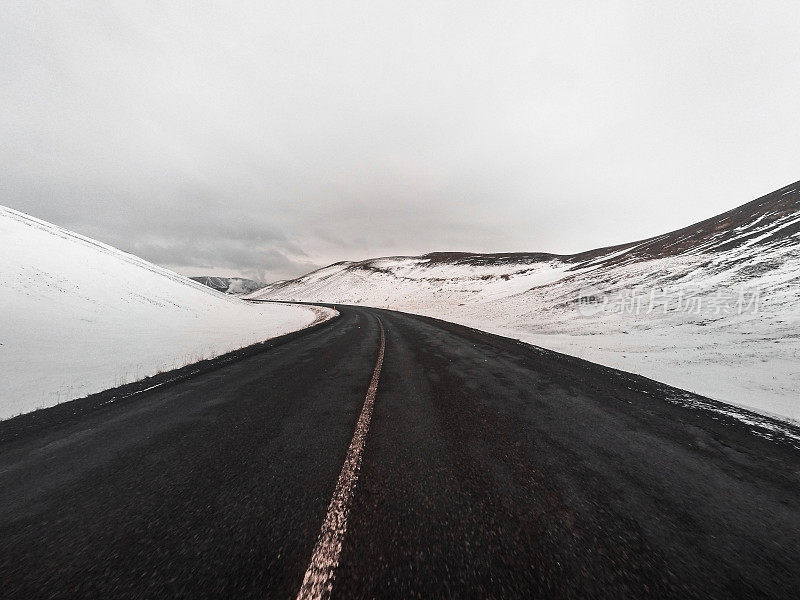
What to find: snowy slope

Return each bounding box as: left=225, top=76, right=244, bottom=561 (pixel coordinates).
left=251, top=181, right=800, bottom=422
left=0, top=206, right=334, bottom=420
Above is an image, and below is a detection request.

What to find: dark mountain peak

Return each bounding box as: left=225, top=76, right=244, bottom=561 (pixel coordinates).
left=573, top=178, right=800, bottom=269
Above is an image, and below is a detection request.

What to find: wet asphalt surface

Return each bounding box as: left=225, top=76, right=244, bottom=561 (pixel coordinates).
left=1, top=305, right=799, bottom=599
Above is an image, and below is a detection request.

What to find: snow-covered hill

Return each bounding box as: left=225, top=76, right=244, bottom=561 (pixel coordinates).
left=0, top=206, right=333, bottom=420
left=250, top=181, right=800, bottom=422
left=190, top=276, right=266, bottom=295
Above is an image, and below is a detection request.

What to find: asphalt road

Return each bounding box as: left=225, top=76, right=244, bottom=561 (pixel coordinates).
left=1, top=305, right=799, bottom=599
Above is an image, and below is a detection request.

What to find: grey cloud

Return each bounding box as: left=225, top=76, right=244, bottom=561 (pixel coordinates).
left=124, top=237, right=319, bottom=282
left=2, top=1, right=800, bottom=281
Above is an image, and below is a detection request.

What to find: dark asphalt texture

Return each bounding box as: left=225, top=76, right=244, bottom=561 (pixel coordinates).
left=1, top=305, right=798, bottom=599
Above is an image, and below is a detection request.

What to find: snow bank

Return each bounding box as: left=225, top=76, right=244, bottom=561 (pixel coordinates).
left=0, top=206, right=335, bottom=420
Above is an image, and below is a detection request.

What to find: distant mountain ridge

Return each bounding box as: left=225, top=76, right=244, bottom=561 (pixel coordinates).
left=190, top=276, right=265, bottom=295
left=265, top=179, right=799, bottom=289
left=249, top=180, right=800, bottom=422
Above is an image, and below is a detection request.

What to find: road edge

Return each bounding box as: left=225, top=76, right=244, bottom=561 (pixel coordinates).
left=371, top=306, right=800, bottom=450
left=0, top=307, right=340, bottom=444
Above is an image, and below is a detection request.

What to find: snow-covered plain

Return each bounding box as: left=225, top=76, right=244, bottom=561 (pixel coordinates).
left=251, top=182, right=800, bottom=423
left=0, top=206, right=334, bottom=421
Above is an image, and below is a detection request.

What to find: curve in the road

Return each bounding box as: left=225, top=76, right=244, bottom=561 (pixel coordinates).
left=0, top=305, right=798, bottom=599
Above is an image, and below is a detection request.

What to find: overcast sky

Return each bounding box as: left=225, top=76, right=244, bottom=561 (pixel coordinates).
left=2, top=1, right=799, bottom=281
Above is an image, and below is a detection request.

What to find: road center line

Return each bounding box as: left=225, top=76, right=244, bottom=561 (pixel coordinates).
left=295, top=317, right=386, bottom=600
